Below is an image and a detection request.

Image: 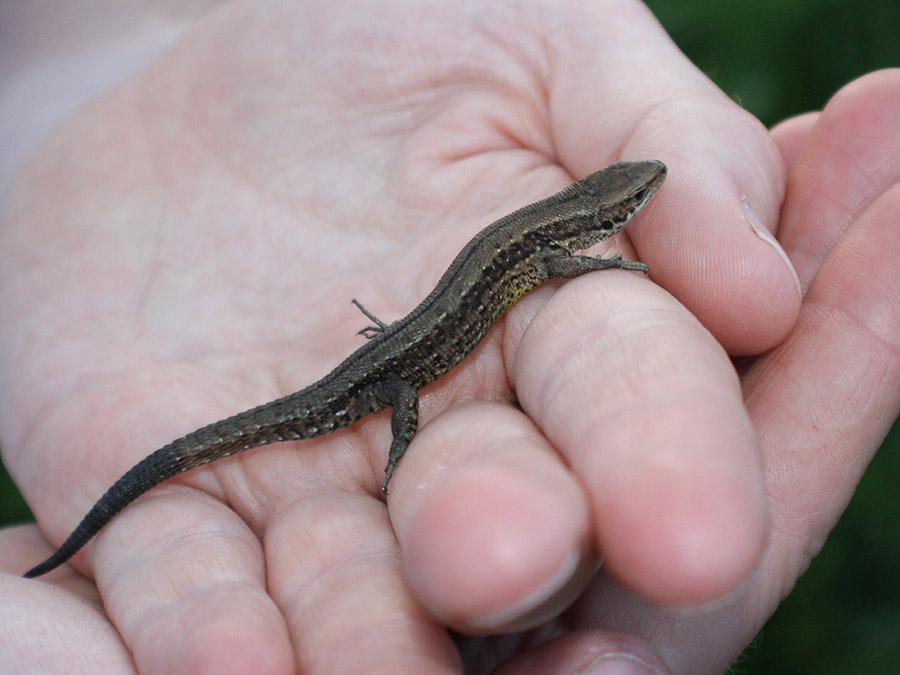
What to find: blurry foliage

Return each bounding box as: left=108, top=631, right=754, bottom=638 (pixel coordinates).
left=1, top=1, right=899, bottom=671
left=645, top=0, right=900, bottom=126
left=0, top=453, right=31, bottom=523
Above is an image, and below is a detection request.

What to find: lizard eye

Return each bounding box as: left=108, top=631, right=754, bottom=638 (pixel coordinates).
left=632, top=188, right=647, bottom=203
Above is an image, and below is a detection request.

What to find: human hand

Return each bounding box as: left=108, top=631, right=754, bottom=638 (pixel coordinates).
left=519, top=68, right=900, bottom=674
left=4, top=3, right=890, bottom=674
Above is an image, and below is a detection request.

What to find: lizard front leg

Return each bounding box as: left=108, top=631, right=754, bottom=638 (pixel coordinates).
left=545, top=253, right=649, bottom=278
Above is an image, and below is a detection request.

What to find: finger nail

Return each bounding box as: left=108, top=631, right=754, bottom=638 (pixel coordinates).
left=741, top=194, right=802, bottom=297
left=577, top=652, right=666, bottom=675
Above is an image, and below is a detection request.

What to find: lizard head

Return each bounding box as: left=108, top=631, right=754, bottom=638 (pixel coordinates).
left=583, top=159, right=666, bottom=234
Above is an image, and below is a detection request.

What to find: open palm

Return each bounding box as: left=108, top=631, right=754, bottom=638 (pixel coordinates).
left=2, top=3, right=899, bottom=674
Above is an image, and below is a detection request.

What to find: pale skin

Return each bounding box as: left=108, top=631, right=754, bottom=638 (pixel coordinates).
left=1, top=2, right=899, bottom=673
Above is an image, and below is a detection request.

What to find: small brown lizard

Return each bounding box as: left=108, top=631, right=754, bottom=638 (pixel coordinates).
left=25, top=160, right=666, bottom=578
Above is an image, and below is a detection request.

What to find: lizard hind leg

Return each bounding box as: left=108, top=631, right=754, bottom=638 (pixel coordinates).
left=371, top=379, right=419, bottom=494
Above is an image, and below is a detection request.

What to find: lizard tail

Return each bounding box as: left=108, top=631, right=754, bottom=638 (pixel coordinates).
left=23, top=443, right=182, bottom=578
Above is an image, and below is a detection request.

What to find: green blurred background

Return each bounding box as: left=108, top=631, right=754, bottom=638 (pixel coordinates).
left=1, top=1, right=898, bottom=671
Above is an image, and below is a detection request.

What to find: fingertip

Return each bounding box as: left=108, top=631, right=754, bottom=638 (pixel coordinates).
left=136, top=584, right=294, bottom=674
left=611, top=94, right=800, bottom=355
left=770, top=112, right=820, bottom=172
left=818, top=68, right=900, bottom=137
left=404, top=468, right=592, bottom=634
left=642, top=158, right=800, bottom=355
left=494, top=630, right=672, bottom=675
left=775, top=69, right=900, bottom=290
left=602, top=464, right=768, bottom=606
left=88, top=488, right=296, bottom=672
left=589, top=400, right=768, bottom=606
left=396, top=404, right=593, bottom=634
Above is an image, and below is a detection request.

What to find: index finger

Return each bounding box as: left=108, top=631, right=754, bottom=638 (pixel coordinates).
left=514, top=270, right=768, bottom=605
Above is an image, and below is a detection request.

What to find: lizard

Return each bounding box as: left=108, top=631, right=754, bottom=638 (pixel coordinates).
left=24, top=159, right=666, bottom=579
